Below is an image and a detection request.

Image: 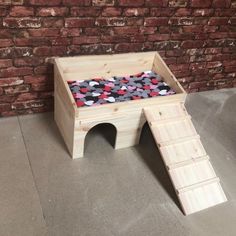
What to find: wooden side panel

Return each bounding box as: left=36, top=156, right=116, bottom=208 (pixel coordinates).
left=54, top=62, right=76, bottom=156
left=58, top=51, right=156, bottom=81
left=152, top=53, right=186, bottom=95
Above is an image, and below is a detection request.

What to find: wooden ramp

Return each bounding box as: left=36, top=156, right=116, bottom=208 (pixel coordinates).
left=143, top=102, right=227, bottom=215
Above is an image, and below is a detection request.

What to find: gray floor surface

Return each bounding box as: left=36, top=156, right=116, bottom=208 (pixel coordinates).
left=0, top=88, right=236, bottom=236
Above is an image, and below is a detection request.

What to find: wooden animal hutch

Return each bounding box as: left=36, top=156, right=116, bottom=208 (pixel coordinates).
left=54, top=51, right=227, bottom=215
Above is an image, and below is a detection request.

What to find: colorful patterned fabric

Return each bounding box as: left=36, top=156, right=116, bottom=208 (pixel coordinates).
left=68, top=71, right=176, bottom=107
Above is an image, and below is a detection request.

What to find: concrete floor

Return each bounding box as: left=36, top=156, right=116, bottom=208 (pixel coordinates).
left=1, top=88, right=236, bottom=236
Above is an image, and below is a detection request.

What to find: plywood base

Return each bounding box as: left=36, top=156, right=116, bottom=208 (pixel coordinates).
left=144, top=102, right=227, bottom=215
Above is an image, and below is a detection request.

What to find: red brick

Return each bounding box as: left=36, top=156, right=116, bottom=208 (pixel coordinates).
left=95, top=17, right=126, bottom=27
left=71, top=7, right=101, bottom=16
left=140, top=26, right=156, bottom=34
left=115, top=43, right=143, bottom=52
left=24, top=75, right=48, bottom=84
left=212, top=0, right=231, bottom=8
left=0, top=59, right=12, bottom=68
left=60, top=28, right=81, bottom=36
left=183, top=25, right=204, bottom=33
left=80, top=44, right=113, bottom=54
left=14, top=57, right=44, bottom=66
left=0, top=6, right=8, bottom=16
left=28, top=28, right=60, bottom=37
left=169, top=0, right=188, bottom=7
left=92, top=0, right=114, bottom=6
left=0, top=77, right=23, bottom=87
left=102, top=7, right=122, bottom=16
left=72, top=36, right=100, bottom=44
left=31, top=83, right=53, bottom=91
left=147, top=34, right=170, bottom=41
left=33, top=46, right=52, bottom=56
left=0, top=39, right=13, bottom=47
left=51, top=37, right=71, bottom=45
left=3, top=17, right=41, bottom=28
left=118, top=0, right=144, bottom=6
left=16, top=92, right=38, bottom=101
left=123, top=8, right=149, bottom=16
left=215, top=9, right=236, bottom=17
left=101, top=35, right=129, bottom=43
left=9, top=6, right=34, bottom=16
left=14, top=37, right=51, bottom=46
left=181, top=40, right=205, bottom=49
left=0, top=67, right=33, bottom=77
left=36, top=7, right=69, bottom=16
left=190, top=0, right=211, bottom=7
left=205, top=47, right=222, bottom=54
left=4, top=84, right=30, bottom=94
left=65, top=18, right=95, bottom=27
left=150, top=8, right=174, bottom=16
left=193, top=9, right=214, bottom=17
left=146, top=0, right=168, bottom=6
left=42, top=18, right=64, bottom=28
left=144, top=17, right=168, bottom=26
left=14, top=47, right=32, bottom=57
left=174, top=8, right=192, bottom=16
left=29, top=0, right=61, bottom=5
left=62, top=0, right=91, bottom=6
left=127, top=17, right=143, bottom=26
left=0, top=48, right=14, bottom=58
left=208, top=17, right=229, bottom=25
left=113, top=26, right=139, bottom=35
left=0, top=103, right=11, bottom=112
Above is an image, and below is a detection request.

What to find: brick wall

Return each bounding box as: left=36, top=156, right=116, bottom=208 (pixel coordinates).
left=0, top=0, right=236, bottom=116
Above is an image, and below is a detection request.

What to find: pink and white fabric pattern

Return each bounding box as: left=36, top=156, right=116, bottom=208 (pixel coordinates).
left=68, top=71, right=176, bottom=107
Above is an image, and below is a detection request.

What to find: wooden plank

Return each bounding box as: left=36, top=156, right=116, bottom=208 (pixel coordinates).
left=160, top=138, right=206, bottom=166
left=179, top=182, right=227, bottom=215
left=152, top=52, right=186, bottom=95
left=150, top=119, right=198, bottom=144
left=159, top=135, right=200, bottom=147
left=169, top=160, right=217, bottom=190
left=149, top=115, right=192, bottom=126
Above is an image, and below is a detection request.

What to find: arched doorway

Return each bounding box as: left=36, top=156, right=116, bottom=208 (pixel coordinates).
left=84, top=123, right=117, bottom=156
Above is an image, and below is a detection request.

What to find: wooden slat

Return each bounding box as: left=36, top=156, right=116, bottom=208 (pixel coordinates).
left=169, top=160, right=217, bottom=190
left=166, top=155, right=209, bottom=170
left=149, top=114, right=191, bottom=126
left=179, top=182, right=227, bottom=215
left=158, top=135, right=200, bottom=147
left=177, top=177, right=219, bottom=194
left=160, top=138, right=207, bottom=166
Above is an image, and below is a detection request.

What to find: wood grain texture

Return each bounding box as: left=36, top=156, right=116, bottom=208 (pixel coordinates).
left=144, top=103, right=227, bottom=215
left=54, top=51, right=186, bottom=159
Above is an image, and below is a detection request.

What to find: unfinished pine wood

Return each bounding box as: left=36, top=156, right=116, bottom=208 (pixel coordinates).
left=54, top=51, right=186, bottom=159
left=144, top=102, right=227, bottom=215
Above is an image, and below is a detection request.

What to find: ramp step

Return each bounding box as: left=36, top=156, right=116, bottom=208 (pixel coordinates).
left=179, top=181, right=227, bottom=215
left=160, top=138, right=207, bottom=166
left=149, top=114, right=192, bottom=126
left=166, top=155, right=209, bottom=170
left=143, top=102, right=227, bottom=215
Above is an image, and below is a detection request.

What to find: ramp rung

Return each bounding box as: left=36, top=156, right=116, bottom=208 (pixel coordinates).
left=150, top=114, right=191, bottom=126
left=177, top=177, right=220, bottom=194
left=166, top=155, right=209, bottom=170
left=158, top=134, right=200, bottom=147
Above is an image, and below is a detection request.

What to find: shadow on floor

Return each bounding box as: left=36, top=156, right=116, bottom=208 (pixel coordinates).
left=135, top=122, right=182, bottom=212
